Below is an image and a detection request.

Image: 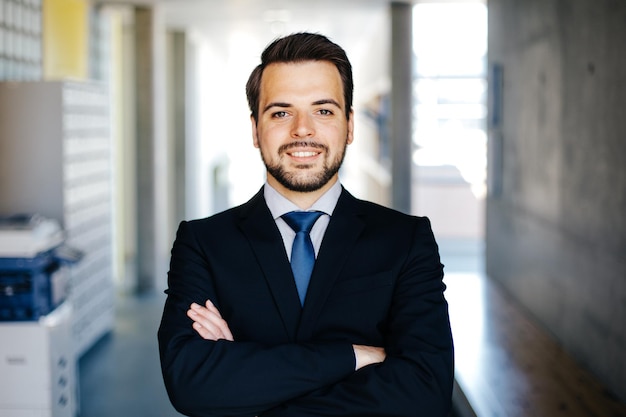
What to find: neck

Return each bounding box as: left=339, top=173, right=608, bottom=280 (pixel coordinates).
left=268, top=176, right=338, bottom=210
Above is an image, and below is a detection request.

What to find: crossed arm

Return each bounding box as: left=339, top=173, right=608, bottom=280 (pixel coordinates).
left=187, top=300, right=386, bottom=371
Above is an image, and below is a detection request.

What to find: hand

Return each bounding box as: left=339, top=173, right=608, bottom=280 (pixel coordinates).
left=353, top=344, right=386, bottom=370
left=187, top=300, right=234, bottom=341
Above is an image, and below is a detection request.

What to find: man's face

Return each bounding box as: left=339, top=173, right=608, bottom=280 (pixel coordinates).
left=252, top=61, right=354, bottom=194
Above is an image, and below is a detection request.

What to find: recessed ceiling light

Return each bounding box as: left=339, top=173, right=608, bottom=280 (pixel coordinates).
left=263, top=9, right=291, bottom=23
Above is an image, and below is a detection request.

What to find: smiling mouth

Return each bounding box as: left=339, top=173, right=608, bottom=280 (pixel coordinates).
left=280, top=141, right=327, bottom=160
left=280, top=141, right=327, bottom=154
left=290, top=151, right=320, bottom=158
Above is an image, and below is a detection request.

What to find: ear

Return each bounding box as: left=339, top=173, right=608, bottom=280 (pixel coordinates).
left=346, top=109, right=355, bottom=145
left=251, top=115, right=260, bottom=148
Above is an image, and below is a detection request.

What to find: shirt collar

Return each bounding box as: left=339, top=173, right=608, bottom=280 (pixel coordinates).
left=264, top=180, right=342, bottom=220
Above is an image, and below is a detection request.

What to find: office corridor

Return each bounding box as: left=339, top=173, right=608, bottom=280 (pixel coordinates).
left=2, top=0, right=625, bottom=414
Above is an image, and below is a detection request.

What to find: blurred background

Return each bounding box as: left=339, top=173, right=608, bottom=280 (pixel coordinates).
left=0, top=0, right=624, bottom=416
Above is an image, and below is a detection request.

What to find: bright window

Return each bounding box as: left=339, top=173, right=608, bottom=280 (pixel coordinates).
left=412, top=1, right=488, bottom=198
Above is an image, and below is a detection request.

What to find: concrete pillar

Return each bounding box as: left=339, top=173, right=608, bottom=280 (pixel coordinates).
left=390, top=2, right=413, bottom=213
left=134, top=6, right=168, bottom=292
left=168, top=32, right=187, bottom=229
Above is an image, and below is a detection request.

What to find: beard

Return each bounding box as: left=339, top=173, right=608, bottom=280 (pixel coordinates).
left=261, top=140, right=348, bottom=192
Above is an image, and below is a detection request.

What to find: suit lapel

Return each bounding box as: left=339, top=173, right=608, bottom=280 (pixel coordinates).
left=238, top=189, right=302, bottom=341
left=297, top=189, right=365, bottom=341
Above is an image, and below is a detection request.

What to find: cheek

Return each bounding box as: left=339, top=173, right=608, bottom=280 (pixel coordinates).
left=258, top=125, right=286, bottom=147
left=253, top=119, right=283, bottom=146
left=324, top=125, right=350, bottom=146
left=254, top=136, right=278, bottom=159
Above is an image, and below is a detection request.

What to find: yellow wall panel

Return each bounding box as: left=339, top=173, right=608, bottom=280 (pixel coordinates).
left=43, top=0, right=89, bottom=80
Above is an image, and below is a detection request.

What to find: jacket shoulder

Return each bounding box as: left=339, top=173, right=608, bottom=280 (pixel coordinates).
left=341, top=189, right=431, bottom=226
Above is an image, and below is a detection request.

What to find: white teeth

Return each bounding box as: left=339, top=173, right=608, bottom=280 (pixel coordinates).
left=291, top=151, right=317, bottom=157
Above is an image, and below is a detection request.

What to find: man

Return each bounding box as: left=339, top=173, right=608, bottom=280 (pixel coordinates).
left=158, top=32, right=454, bottom=417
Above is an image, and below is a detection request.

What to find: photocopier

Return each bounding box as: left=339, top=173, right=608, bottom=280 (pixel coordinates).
left=0, top=214, right=82, bottom=417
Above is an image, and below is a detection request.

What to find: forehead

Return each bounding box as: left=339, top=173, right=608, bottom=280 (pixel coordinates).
left=259, top=61, right=344, bottom=103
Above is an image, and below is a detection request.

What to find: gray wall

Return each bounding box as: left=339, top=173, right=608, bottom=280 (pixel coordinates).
left=486, top=0, right=626, bottom=401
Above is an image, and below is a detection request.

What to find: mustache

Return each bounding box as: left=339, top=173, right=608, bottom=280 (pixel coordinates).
left=278, top=141, right=328, bottom=154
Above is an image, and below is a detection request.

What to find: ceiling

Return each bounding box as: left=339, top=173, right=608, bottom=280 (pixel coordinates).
left=157, top=0, right=392, bottom=35
left=100, top=0, right=398, bottom=56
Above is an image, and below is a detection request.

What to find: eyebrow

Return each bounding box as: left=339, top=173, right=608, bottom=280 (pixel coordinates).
left=262, top=98, right=342, bottom=114
left=312, top=99, right=342, bottom=108
left=262, top=102, right=291, bottom=114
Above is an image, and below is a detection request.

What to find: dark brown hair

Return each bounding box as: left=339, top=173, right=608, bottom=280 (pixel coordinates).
left=246, top=32, right=353, bottom=123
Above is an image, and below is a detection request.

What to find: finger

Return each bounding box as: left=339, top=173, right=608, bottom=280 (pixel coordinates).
left=205, top=299, right=223, bottom=317
left=190, top=303, right=224, bottom=327
left=202, top=300, right=234, bottom=341
left=187, top=308, right=226, bottom=340
left=217, top=319, right=234, bottom=341
left=189, top=303, right=234, bottom=341
left=191, top=320, right=214, bottom=340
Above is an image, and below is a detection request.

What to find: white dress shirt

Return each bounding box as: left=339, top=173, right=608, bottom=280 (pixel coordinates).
left=264, top=181, right=342, bottom=260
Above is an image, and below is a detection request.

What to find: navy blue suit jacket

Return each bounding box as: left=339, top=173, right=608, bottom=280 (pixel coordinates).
left=158, top=187, right=454, bottom=417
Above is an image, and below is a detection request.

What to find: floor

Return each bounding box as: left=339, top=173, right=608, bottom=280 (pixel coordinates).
left=77, top=239, right=481, bottom=417
left=444, top=256, right=626, bottom=417
left=77, top=291, right=184, bottom=417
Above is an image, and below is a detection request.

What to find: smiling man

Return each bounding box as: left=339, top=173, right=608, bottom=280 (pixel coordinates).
left=158, top=32, right=454, bottom=417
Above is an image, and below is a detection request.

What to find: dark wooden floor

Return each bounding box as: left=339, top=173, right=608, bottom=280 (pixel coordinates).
left=445, top=272, right=626, bottom=417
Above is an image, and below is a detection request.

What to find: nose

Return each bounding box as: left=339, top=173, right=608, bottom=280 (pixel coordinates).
left=291, top=113, right=314, bottom=138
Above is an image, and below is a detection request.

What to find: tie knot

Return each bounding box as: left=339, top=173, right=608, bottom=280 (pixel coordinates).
left=282, top=211, right=323, bottom=234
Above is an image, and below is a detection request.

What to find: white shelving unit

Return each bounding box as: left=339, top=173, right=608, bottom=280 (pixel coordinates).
left=0, top=80, right=115, bottom=357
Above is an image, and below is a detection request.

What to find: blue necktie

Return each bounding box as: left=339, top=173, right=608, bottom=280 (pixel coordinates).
left=282, top=211, right=323, bottom=306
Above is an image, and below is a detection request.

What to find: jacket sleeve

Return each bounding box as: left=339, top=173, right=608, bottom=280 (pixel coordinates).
left=261, top=218, right=455, bottom=417
left=157, top=220, right=356, bottom=417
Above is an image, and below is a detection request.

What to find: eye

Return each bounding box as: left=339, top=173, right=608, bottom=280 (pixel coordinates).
left=317, top=109, right=334, bottom=116
left=272, top=111, right=288, bottom=118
